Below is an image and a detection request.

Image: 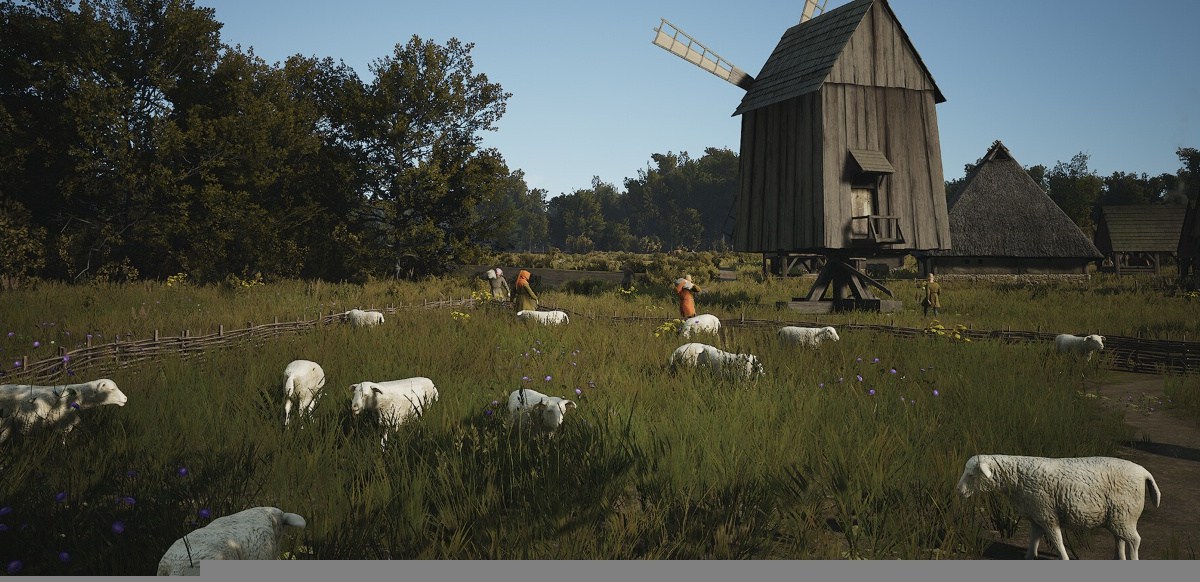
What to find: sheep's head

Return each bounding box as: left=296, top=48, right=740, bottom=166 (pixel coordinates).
left=740, top=354, right=765, bottom=378
left=823, top=327, right=841, bottom=342
left=955, top=455, right=996, bottom=498
left=1085, top=335, right=1105, bottom=350
left=86, top=379, right=127, bottom=407
left=533, top=397, right=576, bottom=430
left=349, top=382, right=377, bottom=416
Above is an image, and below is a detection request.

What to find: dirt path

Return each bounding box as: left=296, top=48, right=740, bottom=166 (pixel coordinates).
left=981, top=371, right=1200, bottom=559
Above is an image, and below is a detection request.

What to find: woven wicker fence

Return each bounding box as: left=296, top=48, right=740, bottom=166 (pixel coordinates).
left=3, top=298, right=1196, bottom=385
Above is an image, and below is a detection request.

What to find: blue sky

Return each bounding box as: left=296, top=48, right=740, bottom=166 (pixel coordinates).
left=194, top=0, right=1200, bottom=197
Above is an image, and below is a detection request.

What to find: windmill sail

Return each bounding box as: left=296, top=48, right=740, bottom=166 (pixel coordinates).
left=801, top=0, right=829, bottom=23
left=651, top=18, right=753, bottom=90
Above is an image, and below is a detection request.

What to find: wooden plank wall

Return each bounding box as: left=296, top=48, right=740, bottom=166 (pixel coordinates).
left=735, top=94, right=825, bottom=253
left=829, top=1, right=934, bottom=93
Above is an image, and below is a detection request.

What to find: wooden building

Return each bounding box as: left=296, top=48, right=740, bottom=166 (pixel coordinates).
left=1093, top=205, right=1187, bottom=275
left=1180, top=199, right=1200, bottom=286
left=920, top=141, right=1101, bottom=275
left=732, top=0, right=950, bottom=256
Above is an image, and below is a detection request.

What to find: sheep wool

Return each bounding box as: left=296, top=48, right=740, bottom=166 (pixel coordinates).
left=956, top=454, right=1160, bottom=560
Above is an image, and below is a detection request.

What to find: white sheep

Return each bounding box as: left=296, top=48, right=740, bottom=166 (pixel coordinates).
left=345, top=308, right=385, bottom=327
left=778, top=325, right=840, bottom=347
left=349, top=377, right=438, bottom=445
left=1055, top=334, right=1105, bottom=361
left=669, top=342, right=764, bottom=380
left=516, top=309, right=569, bottom=326
left=680, top=314, right=721, bottom=338
left=282, top=360, right=325, bottom=426
left=0, top=379, right=127, bottom=444
left=157, top=506, right=307, bottom=575
left=507, top=387, right=576, bottom=431
left=955, top=454, right=1161, bottom=560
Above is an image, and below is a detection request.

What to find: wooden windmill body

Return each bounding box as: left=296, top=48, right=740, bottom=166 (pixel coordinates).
left=653, top=0, right=950, bottom=312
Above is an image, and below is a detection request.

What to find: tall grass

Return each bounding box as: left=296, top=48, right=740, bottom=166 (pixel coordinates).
left=0, top=292, right=1135, bottom=572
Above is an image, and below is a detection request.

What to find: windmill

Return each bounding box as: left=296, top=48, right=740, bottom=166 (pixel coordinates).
left=651, top=0, right=950, bottom=313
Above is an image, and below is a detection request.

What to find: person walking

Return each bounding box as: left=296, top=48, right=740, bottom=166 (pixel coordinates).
left=920, top=272, right=941, bottom=317
left=513, top=269, right=539, bottom=313
left=488, top=267, right=511, bottom=301
left=674, top=274, right=702, bottom=319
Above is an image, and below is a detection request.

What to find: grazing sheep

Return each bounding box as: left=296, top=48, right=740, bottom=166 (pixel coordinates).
left=345, top=308, right=385, bottom=327
left=507, top=387, right=576, bottom=431
left=669, top=342, right=764, bottom=380
left=157, top=506, right=307, bottom=575
left=778, top=325, right=840, bottom=347
left=349, top=377, right=438, bottom=445
left=955, top=454, right=1160, bottom=560
left=1055, top=334, right=1105, bottom=361
left=516, top=309, right=569, bottom=326
left=680, top=314, right=721, bottom=338
left=0, top=379, right=127, bottom=444
left=282, top=360, right=325, bottom=426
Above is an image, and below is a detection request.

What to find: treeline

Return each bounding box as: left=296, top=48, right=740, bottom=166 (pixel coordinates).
left=2, top=2, right=1196, bottom=287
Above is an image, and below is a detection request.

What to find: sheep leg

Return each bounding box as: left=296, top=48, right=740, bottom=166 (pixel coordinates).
left=1043, top=525, right=1070, bottom=560
left=1026, top=523, right=1045, bottom=559
left=284, top=399, right=294, bottom=425
left=1112, top=525, right=1140, bottom=560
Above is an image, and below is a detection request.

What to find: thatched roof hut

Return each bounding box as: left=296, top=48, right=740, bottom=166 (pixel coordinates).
left=1094, top=204, right=1187, bottom=275
left=1180, top=199, right=1200, bottom=285
left=921, top=141, right=1101, bottom=275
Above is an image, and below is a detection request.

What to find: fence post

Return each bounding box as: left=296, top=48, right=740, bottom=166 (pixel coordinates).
left=219, top=324, right=224, bottom=337
left=154, top=329, right=159, bottom=341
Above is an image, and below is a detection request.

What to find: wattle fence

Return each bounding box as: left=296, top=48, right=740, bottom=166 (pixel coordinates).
left=2, top=298, right=1196, bottom=386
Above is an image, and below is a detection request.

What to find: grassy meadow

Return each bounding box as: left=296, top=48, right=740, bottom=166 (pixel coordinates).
left=0, top=262, right=1197, bottom=572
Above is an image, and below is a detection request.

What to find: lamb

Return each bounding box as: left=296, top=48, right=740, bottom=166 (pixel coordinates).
left=778, top=325, right=840, bottom=347
left=1055, top=334, right=1105, bottom=361
left=0, top=379, right=127, bottom=444
left=282, top=360, right=325, bottom=426
left=680, top=314, right=721, bottom=338
left=349, top=377, right=438, bottom=445
left=955, top=454, right=1160, bottom=560
left=344, top=308, right=385, bottom=327
left=669, top=342, right=764, bottom=380
left=157, top=506, right=307, bottom=575
left=516, top=309, right=569, bottom=326
left=507, top=387, right=577, bottom=431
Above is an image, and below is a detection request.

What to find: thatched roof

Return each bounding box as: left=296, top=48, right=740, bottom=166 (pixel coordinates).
left=734, top=0, right=944, bottom=116
left=930, top=141, right=1102, bottom=259
left=1094, top=205, right=1187, bottom=254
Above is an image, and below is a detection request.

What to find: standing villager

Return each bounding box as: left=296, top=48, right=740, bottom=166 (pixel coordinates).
left=513, top=269, right=539, bottom=313
left=675, top=274, right=702, bottom=319
left=920, top=272, right=941, bottom=317
left=488, top=267, right=511, bottom=301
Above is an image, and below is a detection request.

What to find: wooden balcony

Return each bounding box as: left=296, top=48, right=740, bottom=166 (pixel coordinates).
left=850, top=215, right=905, bottom=245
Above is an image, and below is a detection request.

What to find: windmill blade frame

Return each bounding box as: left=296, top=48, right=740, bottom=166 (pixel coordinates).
left=651, top=18, right=754, bottom=90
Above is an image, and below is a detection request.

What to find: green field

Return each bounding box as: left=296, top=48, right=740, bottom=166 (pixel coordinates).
left=1, top=267, right=1196, bottom=572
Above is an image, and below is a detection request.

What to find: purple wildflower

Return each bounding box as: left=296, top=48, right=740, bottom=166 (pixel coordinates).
left=868, top=389, right=876, bottom=396
left=119, top=496, right=136, bottom=506
left=575, top=388, right=582, bottom=395
left=111, top=521, right=125, bottom=534
left=69, top=402, right=80, bottom=410
left=63, top=355, right=71, bottom=363
left=0, top=506, right=10, bottom=516
left=177, top=467, right=189, bottom=477
left=5, top=332, right=12, bottom=337
left=198, top=508, right=212, bottom=520
left=54, top=491, right=68, bottom=503
left=819, top=383, right=825, bottom=388
left=521, top=376, right=531, bottom=382
left=126, top=470, right=138, bottom=478
left=0, top=524, right=8, bottom=533
left=544, top=375, right=552, bottom=382
left=484, top=409, right=493, bottom=416
left=855, top=357, right=862, bottom=362
left=872, top=357, right=880, bottom=363
left=889, top=368, right=897, bottom=374
left=58, top=551, right=70, bottom=563
left=490, top=400, right=499, bottom=406
left=933, top=389, right=940, bottom=397
left=32, top=341, right=40, bottom=348
left=6, top=561, right=22, bottom=574
left=856, top=375, right=863, bottom=382
left=12, top=361, right=20, bottom=368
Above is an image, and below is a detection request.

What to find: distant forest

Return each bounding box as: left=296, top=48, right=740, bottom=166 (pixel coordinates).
left=2, top=1, right=1197, bottom=285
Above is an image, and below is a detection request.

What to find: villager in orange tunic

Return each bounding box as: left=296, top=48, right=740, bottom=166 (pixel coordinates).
left=674, top=274, right=702, bottom=318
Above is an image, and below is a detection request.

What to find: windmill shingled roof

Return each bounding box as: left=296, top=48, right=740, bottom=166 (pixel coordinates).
left=929, top=141, right=1103, bottom=259
left=733, top=0, right=943, bottom=116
